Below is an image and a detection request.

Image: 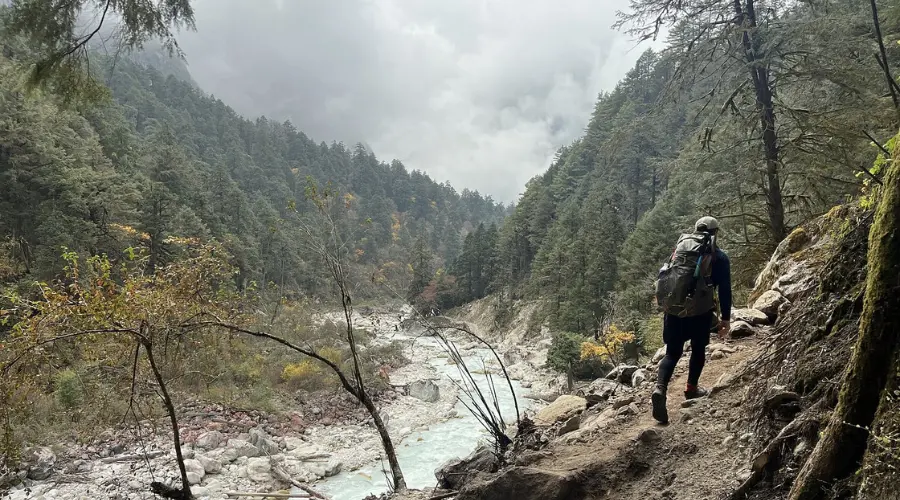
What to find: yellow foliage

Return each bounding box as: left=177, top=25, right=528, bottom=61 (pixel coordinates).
left=579, top=324, right=635, bottom=362
left=281, top=360, right=321, bottom=382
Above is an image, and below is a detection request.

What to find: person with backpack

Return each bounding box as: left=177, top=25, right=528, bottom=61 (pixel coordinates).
left=651, top=216, right=732, bottom=424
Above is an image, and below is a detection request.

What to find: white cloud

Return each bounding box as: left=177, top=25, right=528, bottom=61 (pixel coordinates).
left=178, top=0, right=660, bottom=202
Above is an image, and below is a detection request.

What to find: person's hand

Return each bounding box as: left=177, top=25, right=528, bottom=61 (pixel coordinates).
left=717, top=320, right=730, bottom=340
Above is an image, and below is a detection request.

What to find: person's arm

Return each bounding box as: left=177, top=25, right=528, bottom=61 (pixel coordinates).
left=714, top=250, right=733, bottom=337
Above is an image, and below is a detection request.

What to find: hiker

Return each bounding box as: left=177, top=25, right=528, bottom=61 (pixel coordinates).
left=651, top=216, right=732, bottom=424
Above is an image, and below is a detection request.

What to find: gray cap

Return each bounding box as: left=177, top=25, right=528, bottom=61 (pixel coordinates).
left=695, top=216, right=719, bottom=232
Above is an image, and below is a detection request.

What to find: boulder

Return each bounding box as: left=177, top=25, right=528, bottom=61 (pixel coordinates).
left=308, top=458, right=343, bottom=478
left=731, top=308, right=770, bottom=326
left=457, top=467, right=578, bottom=500
left=196, top=455, right=222, bottom=475
left=534, top=395, right=587, bottom=426
left=631, top=369, right=647, bottom=387
left=195, top=430, right=225, bottom=451
left=436, top=446, right=500, bottom=491
left=753, top=290, right=787, bottom=319
left=408, top=380, right=441, bottom=403
left=249, top=427, right=280, bottom=455
left=730, top=321, right=755, bottom=338
left=606, top=365, right=639, bottom=384
left=183, top=459, right=206, bottom=483
left=244, top=457, right=273, bottom=483
left=221, top=439, right=260, bottom=462
left=23, top=447, right=56, bottom=480
left=650, top=346, right=667, bottom=364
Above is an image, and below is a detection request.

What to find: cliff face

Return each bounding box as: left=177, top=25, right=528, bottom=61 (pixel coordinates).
left=433, top=203, right=890, bottom=500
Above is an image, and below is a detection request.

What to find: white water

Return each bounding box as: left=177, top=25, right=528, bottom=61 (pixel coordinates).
left=303, top=334, right=530, bottom=500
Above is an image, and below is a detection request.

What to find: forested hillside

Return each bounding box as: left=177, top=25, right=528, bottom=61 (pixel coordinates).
left=0, top=51, right=507, bottom=301
left=440, top=1, right=900, bottom=348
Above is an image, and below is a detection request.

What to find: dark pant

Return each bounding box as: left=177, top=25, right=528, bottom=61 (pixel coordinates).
left=657, top=312, right=713, bottom=388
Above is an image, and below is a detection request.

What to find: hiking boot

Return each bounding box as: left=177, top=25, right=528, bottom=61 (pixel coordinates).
left=684, top=385, right=709, bottom=400
left=651, top=385, right=669, bottom=424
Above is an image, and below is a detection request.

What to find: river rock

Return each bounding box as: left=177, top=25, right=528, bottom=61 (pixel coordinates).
left=308, top=458, right=343, bottom=478
left=23, top=446, right=56, bottom=480
left=195, top=431, right=225, bottom=451
left=457, top=466, right=578, bottom=500
left=436, top=445, right=499, bottom=490
left=731, top=308, right=770, bottom=325
left=730, top=321, right=755, bottom=338
left=408, top=380, right=441, bottom=403
left=196, top=454, right=222, bottom=474
left=558, top=415, right=580, bottom=436
left=244, top=457, right=273, bottom=483
left=249, top=427, right=280, bottom=455
left=183, top=459, right=205, bottom=484
left=222, top=439, right=260, bottom=462
left=535, top=395, right=587, bottom=426
left=651, top=346, right=667, bottom=364
left=753, top=290, right=786, bottom=319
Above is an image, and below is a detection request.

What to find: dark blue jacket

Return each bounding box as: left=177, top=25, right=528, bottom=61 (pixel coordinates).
left=712, top=249, right=732, bottom=321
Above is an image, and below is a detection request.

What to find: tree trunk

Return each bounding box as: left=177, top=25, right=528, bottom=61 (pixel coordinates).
left=359, top=390, right=407, bottom=491
left=736, top=0, right=787, bottom=243
left=144, top=339, right=193, bottom=500
left=788, top=135, right=900, bottom=500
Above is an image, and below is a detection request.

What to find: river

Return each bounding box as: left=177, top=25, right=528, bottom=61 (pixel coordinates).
left=302, top=328, right=531, bottom=500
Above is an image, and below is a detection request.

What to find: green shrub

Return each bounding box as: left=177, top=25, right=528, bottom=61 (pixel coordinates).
left=53, top=370, right=83, bottom=409
left=547, top=331, right=583, bottom=373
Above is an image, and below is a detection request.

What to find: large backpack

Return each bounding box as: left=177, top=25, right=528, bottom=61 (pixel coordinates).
left=655, top=232, right=716, bottom=318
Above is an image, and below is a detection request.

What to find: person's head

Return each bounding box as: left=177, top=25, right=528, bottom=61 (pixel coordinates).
left=695, top=216, right=719, bottom=236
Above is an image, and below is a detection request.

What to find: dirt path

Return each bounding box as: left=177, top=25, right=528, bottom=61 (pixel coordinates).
left=526, top=336, right=762, bottom=500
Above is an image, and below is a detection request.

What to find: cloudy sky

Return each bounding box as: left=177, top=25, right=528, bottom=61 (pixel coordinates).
left=177, top=0, right=660, bottom=202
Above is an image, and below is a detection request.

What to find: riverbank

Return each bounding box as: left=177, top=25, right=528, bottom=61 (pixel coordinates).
left=4, top=304, right=558, bottom=500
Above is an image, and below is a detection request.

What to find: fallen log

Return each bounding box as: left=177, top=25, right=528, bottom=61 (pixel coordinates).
left=272, top=466, right=331, bottom=500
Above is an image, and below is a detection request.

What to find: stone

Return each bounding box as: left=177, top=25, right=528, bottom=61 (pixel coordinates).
left=436, top=446, right=500, bottom=490
left=524, top=392, right=559, bottom=403
left=186, top=471, right=203, bottom=485
left=249, top=427, right=280, bottom=455
left=245, top=457, right=273, bottom=483
left=611, top=395, right=634, bottom=410
left=631, top=369, right=647, bottom=387
left=708, top=343, right=736, bottom=354
left=221, top=439, right=260, bottom=462
left=196, top=455, right=222, bottom=475
left=651, top=346, right=667, bottom=364
left=606, top=364, right=639, bottom=384
left=730, top=321, right=755, bottom=338
left=191, top=486, right=210, bottom=498
left=408, top=380, right=441, bottom=403
left=557, top=415, right=580, bottom=436
left=637, top=428, right=662, bottom=443
left=680, top=410, right=694, bottom=423
left=457, top=466, right=578, bottom=500
left=195, top=431, right=226, bottom=451
left=778, top=299, right=792, bottom=319
left=731, top=308, right=770, bottom=326
left=753, top=290, right=787, bottom=319
left=23, top=447, right=56, bottom=481
left=183, top=459, right=206, bottom=480
left=308, top=458, right=343, bottom=478
left=534, top=395, right=587, bottom=426
left=711, top=350, right=726, bottom=360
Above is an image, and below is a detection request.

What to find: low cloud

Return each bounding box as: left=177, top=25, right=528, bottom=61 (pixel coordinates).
left=178, top=0, right=654, bottom=202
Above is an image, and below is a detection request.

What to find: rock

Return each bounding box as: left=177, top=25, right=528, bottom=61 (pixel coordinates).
left=408, top=380, right=441, bottom=403
left=191, top=486, right=210, bottom=498
left=183, top=459, right=206, bottom=483
left=631, top=369, right=647, bottom=387
left=753, top=290, right=787, bottom=319
left=731, top=308, right=770, bottom=326
left=722, top=435, right=735, bottom=446
left=778, top=299, right=792, bottom=319
left=23, top=446, right=56, bottom=480
left=309, top=458, right=343, bottom=478
left=651, top=346, right=667, bottom=364
left=524, top=392, right=559, bottom=403
left=457, top=466, right=578, bottom=500
left=637, top=428, right=662, bottom=443
left=221, top=439, right=260, bottom=462
left=708, top=343, right=736, bottom=354
left=186, top=471, right=203, bottom=485
left=196, top=455, right=222, bottom=475
left=711, top=350, right=726, bottom=360
left=730, top=321, right=755, bottom=338
left=245, top=457, right=273, bottom=483
left=195, top=431, right=226, bottom=451
left=249, top=427, right=280, bottom=455
left=557, top=415, right=580, bottom=436
left=681, top=398, right=704, bottom=408
left=606, top=365, right=639, bottom=384
left=680, top=410, right=694, bottom=423
left=611, top=395, right=634, bottom=410
left=436, top=446, right=499, bottom=490
left=534, top=395, right=587, bottom=426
